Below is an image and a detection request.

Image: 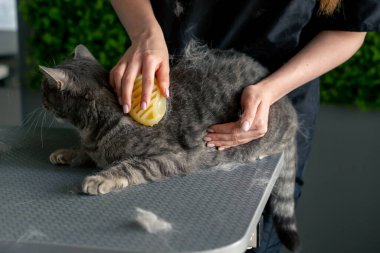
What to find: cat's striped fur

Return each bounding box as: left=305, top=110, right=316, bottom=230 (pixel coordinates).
left=40, top=43, right=300, bottom=251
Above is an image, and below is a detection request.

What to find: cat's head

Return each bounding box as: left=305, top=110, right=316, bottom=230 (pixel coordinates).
left=39, top=44, right=119, bottom=129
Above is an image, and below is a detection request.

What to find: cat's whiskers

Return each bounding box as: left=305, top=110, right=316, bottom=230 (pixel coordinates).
left=8, top=107, right=44, bottom=145
left=33, top=110, right=44, bottom=132
left=0, top=109, right=39, bottom=140
left=48, top=114, right=56, bottom=128
left=40, top=110, right=48, bottom=148
left=21, top=107, right=55, bottom=147
left=22, top=108, right=40, bottom=127
left=24, top=108, right=43, bottom=137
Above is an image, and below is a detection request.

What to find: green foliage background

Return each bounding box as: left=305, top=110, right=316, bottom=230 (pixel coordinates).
left=19, top=0, right=380, bottom=110
left=320, top=33, right=380, bottom=110
left=19, top=0, right=128, bottom=89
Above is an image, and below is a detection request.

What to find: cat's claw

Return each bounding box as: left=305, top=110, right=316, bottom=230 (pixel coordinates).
left=82, top=175, right=129, bottom=195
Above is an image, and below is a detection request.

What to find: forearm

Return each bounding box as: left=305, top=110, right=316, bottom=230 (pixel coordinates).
left=110, top=0, right=162, bottom=42
left=110, top=0, right=170, bottom=113
left=258, top=31, right=367, bottom=103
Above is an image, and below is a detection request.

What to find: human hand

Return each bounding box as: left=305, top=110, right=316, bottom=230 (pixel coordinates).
left=110, top=31, right=170, bottom=113
left=204, top=84, right=273, bottom=150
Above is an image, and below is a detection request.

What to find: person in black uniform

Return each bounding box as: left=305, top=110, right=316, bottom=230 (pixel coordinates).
left=109, top=0, right=380, bottom=252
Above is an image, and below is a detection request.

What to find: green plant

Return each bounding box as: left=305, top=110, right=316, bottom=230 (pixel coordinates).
left=321, top=32, right=380, bottom=110
left=19, top=0, right=128, bottom=90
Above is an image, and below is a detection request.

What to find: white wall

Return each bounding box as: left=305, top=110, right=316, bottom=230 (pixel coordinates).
left=0, top=0, right=18, bottom=31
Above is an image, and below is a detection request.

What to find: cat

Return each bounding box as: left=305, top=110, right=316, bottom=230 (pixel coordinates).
left=39, top=42, right=300, bottom=251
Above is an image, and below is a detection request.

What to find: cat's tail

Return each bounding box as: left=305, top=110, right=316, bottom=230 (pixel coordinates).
left=269, top=139, right=301, bottom=252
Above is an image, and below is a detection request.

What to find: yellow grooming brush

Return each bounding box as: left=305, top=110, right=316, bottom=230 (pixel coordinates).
left=129, top=75, right=167, bottom=126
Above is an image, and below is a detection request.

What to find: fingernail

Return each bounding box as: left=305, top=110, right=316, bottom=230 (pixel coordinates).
left=141, top=101, right=147, bottom=110
left=242, top=121, right=250, bottom=132
left=118, top=96, right=122, bottom=105
left=207, top=143, right=215, bottom=148
left=207, top=129, right=215, bottom=133
left=203, top=137, right=212, bottom=142
left=165, top=88, right=170, bottom=98
left=123, top=104, right=129, bottom=114
left=218, top=147, right=225, bottom=151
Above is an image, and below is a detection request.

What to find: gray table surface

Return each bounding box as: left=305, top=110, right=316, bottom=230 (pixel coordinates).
left=0, top=127, right=283, bottom=253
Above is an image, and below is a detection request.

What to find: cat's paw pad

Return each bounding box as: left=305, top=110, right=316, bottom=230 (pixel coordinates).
left=49, top=149, right=77, bottom=165
left=82, top=175, right=129, bottom=195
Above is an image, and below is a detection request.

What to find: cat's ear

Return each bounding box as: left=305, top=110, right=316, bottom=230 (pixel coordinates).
left=39, top=66, right=68, bottom=90
left=74, top=44, right=97, bottom=61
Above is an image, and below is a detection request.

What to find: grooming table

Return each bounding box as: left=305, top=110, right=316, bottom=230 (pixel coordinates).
left=0, top=127, right=283, bottom=253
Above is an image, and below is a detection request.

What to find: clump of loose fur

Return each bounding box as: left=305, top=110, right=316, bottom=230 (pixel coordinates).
left=135, top=208, right=173, bottom=233
left=40, top=42, right=300, bottom=251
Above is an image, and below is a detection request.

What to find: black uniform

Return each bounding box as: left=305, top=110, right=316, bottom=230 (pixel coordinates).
left=150, top=0, right=380, bottom=252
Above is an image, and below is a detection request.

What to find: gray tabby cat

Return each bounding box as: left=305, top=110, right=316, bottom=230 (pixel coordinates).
left=39, top=43, right=300, bottom=251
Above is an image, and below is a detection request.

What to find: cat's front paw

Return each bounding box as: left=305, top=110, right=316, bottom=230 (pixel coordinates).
left=82, top=174, right=129, bottom=195
left=49, top=149, right=77, bottom=165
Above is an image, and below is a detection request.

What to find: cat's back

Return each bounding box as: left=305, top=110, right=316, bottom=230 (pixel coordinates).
left=166, top=42, right=268, bottom=125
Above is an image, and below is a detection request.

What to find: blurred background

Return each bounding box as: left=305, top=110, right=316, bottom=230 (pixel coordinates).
left=0, top=1, right=379, bottom=252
